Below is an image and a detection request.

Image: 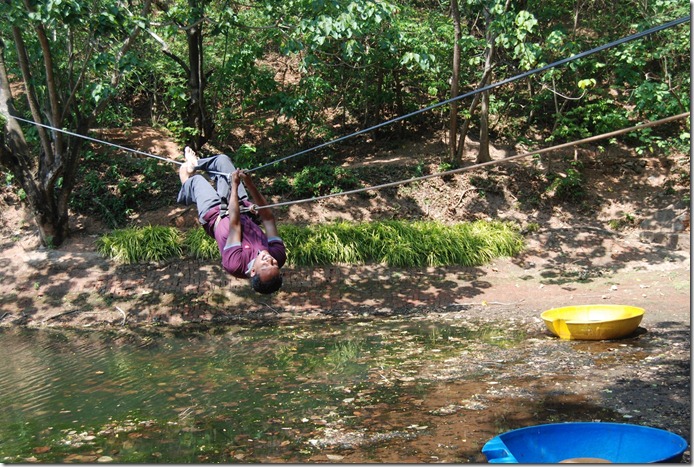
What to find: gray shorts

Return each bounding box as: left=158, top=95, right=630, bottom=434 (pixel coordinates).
left=176, top=154, right=249, bottom=224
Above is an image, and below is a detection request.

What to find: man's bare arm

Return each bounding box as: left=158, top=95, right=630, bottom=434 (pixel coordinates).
left=225, top=170, right=243, bottom=247
left=240, top=172, right=280, bottom=238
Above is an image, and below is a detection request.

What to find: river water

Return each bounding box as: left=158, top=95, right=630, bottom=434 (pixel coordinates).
left=1, top=315, right=685, bottom=463
left=0, top=319, right=529, bottom=463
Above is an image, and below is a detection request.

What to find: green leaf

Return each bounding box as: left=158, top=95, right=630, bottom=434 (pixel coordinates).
left=577, top=78, right=596, bottom=90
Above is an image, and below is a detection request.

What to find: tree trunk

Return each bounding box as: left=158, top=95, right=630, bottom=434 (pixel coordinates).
left=454, top=66, right=491, bottom=164
left=0, top=40, right=68, bottom=246
left=392, top=69, right=405, bottom=137
left=0, top=1, right=150, bottom=247
left=448, top=0, right=462, bottom=163
left=187, top=0, right=213, bottom=151
left=374, top=67, right=384, bottom=139
left=475, top=6, right=496, bottom=164
left=477, top=87, right=491, bottom=163
left=35, top=204, right=69, bottom=248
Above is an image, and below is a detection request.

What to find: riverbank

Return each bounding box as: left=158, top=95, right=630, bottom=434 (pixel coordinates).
left=0, top=220, right=689, bottom=329
left=0, top=212, right=690, bottom=462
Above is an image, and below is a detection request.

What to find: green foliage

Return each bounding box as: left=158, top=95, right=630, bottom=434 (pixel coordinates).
left=291, top=165, right=361, bottom=198
left=70, top=150, right=177, bottom=228
left=3, top=0, right=144, bottom=109
left=96, top=104, right=134, bottom=128
left=279, top=219, right=524, bottom=267
left=552, top=100, right=630, bottom=141
left=3, top=172, right=27, bottom=201
left=266, top=0, right=451, bottom=136
left=523, top=222, right=540, bottom=234
left=261, top=75, right=333, bottom=143
left=438, top=162, right=454, bottom=173
left=495, top=9, right=541, bottom=70
left=608, top=213, right=637, bottom=231
left=3, top=0, right=690, bottom=247
left=546, top=162, right=585, bottom=203
left=72, top=171, right=129, bottom=228
left=97, top=219, right=524, bottom=267
left=525, top=1, right=689, bottom=144
left=183, top=227, right=219, bottom=260
left=270, top=176, right=294, bottom=196
left=96, top=226, right=182, bottom=264
left=228, top=144, right=261, bottom=169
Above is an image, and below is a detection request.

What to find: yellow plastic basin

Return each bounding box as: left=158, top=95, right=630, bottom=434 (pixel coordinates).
left=541, top=305, right=645, bottom=340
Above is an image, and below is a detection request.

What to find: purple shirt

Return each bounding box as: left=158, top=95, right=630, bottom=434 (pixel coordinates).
left=202, top=206, right=286, bottom=279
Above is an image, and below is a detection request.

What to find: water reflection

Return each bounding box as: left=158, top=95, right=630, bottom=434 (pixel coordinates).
left=0, top=320, right=499, bottom=462
left=1, top=318, right=670, bottom=464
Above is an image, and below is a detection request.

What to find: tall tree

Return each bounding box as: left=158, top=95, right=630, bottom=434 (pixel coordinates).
left=447, top=0, right=504, bottom=165
left=475, top=3, right=500, bottom=164
left=148, top=0, right=213, bottom=150
left=449, top=0, right=541, bottom=165
left=0, top=0, right=151, bottom=247
left=448, top=0, right=462, bottom=162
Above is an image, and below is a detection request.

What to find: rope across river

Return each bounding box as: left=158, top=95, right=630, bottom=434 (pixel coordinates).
left=14, top=112, right=690, bottom=213
left=250, top=112, right=690, bottom=212
left=9, top=16, right=690, bottom=212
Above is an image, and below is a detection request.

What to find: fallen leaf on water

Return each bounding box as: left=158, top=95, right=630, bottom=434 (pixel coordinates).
left=64, top=454, right=99, bottom=463
left=407, top=424, right=428, bottom=430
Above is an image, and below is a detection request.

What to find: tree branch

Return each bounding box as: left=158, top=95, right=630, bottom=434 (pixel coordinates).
left=0, top=38, right=42, bottom=210
left=92, top=0, right=153, bottom=119
left=146, top=29, right=190, bottom=74
left=10, top=27, right=51, bottom=167
left=61, top=38, right=95, bottom=123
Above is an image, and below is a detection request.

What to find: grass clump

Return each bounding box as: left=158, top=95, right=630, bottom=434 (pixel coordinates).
left=183, top=227, right=219, bottom=260
left=280, top=219, right=524, bottom=267
left=96, top=225, right=182, bottom=264
left=97, top=219, right=524, bottom=267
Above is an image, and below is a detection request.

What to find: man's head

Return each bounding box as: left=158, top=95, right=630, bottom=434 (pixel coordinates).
left=249, top=250, right=283, bottom=294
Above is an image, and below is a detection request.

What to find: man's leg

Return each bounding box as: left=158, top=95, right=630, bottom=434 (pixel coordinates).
left=177, top=164, right=222, bottom=224
left=195, top=154, right=249, bottom=201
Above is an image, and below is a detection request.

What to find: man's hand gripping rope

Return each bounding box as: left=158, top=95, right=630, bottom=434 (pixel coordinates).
left=227, top=170, right=259, bottom=214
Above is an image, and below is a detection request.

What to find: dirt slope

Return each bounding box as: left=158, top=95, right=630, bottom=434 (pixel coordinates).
left=0, top=127, right=689, bottom=328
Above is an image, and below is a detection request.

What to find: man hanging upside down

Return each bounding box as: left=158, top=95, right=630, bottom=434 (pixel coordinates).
left=177, top=147, right=286, bottom=294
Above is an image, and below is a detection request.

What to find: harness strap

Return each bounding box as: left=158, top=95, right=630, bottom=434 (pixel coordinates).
left=213, top=209, right=228, bottom=232
left=212, top=202, right=260, bottom=232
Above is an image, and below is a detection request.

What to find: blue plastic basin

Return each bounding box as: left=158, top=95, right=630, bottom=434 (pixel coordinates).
left=482, top=422, right=688, bottom=463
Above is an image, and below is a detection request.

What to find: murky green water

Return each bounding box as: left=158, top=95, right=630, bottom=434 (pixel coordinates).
left=0, top=319, right=525, bottom=463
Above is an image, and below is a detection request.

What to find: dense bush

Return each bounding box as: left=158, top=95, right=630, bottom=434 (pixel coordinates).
left=97, top=219, right=524, bottom=267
